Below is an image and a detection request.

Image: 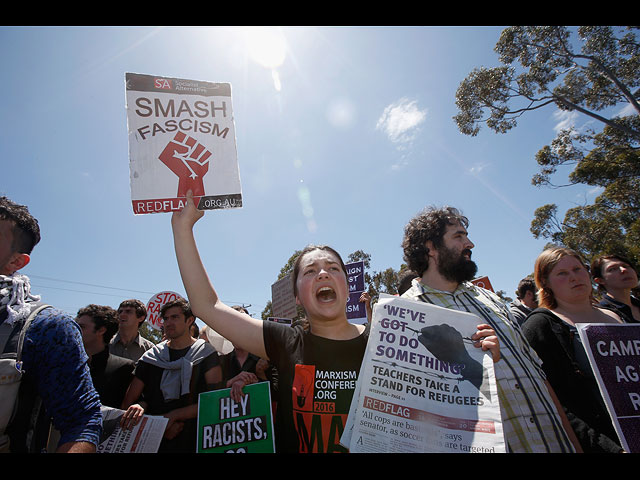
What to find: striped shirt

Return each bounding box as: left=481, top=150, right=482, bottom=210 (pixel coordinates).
left=402, top=279, right=575, bottom=453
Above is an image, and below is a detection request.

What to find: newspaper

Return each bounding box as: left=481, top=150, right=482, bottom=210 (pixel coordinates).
left=342, top=294, right=505, bottom=453
left=98, top=407, right=168, bottom=453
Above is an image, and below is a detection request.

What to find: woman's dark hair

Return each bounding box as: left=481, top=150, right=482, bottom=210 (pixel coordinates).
left=591, top=254, right=637, bottom=293
left=291, top=245, right=347, bottom=297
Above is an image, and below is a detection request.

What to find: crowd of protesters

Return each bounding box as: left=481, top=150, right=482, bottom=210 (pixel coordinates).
left=1, top=194, right=637, bottom=453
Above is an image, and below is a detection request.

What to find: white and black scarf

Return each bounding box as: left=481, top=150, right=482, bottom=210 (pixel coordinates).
left=0, top=273, right=41, bottom=326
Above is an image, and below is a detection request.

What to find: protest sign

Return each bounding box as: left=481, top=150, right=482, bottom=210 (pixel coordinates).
left=346, top=261, right=365, bottom=293
left=342, top=294, right=504, bottom=453
left=205, top=326, right=234, bottom=355
left=577, top=323, right=640, bottom=453
left=470, top=276, right=494, bottom=292
left=271, top=273, right=297, bottom=319
left=145, top=291, right=183, bottom=331
left=197, top=381, right=275, bottom=453
left=346, top=292, right=368, bottom=322
left=126, top=72, right=242, bottom=214
left=345, top=261, right=367, bottom=323
left=267, top=317, right=292, bottom=325
left=98, top=407, right=168, bottom=453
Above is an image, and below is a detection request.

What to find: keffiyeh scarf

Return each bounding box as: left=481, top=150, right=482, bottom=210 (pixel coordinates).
left=0, top=273, right=41, bottom=326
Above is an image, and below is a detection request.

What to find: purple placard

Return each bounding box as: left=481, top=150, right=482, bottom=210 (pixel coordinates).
left=345, top=261, right=365, bottom=293
left=345, top=261, right=367, bottom=323
left=578, top=323, right=640, bottom=453
left=346, top=291, right=367, bottom=321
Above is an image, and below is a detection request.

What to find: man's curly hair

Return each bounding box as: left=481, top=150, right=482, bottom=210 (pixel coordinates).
left=0, top=196, right=41, bottom=255
left=77, top=304, right=119, bottom=345
left=402, top=206, right=469, bottom=277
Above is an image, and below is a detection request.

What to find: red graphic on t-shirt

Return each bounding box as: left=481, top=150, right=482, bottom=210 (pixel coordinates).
left=293, top=365, right=315, bottom=412
left=292, top=364, right=349, bottom=453
left=159, top=131, right=211, bottom=198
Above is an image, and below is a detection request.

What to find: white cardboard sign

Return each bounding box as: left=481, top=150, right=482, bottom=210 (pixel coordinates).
left=126, top=73, right=242, bottom=214
left=145, top=290, right=183, bottom=331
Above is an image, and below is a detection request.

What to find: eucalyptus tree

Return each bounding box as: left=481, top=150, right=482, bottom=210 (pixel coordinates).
left=455, top=26, right=640, bottom=264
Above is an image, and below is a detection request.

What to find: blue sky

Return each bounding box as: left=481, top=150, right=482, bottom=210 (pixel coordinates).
left=0, top=26, right=601, bottom=325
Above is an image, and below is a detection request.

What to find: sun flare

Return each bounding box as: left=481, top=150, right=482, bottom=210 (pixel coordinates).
left=243, top=27, right=287, bottom=69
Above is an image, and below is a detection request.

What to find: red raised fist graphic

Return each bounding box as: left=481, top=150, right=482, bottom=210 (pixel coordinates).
left=158, top=131, right=211, bottom=198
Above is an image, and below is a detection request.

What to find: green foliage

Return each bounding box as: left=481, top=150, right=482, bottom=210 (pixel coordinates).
left=278, top=249, right=303, bottom=281
left=495, top=290, right=513, bottom=305
left=456, top=26, right=640, bottom=267
left=140, top=322, right=162, bottom=344
left=346, top=250, right=409, bottom=298
left=260, top=300, right=273, bottom=321
left=455, top=26, right=640, bottom=138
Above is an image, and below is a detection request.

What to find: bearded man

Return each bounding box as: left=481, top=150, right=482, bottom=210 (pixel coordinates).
left=400, top=205, right=580, bottom=453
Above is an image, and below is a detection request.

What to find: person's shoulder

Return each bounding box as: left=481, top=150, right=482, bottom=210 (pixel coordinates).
left=509, top=303, right=527, bottom=320
left=465, top=281, right=499, bottom=299
left=463, top=282, right=513, bottom=315
left=598, top=295, right=618, bottom=308
left=400, top=279, right=422, bottom=300
left=521, top=308, right=557, bottom=331
left=265, top=319, right=304, bottom=333
left=527, top=307, right=555, bottom=318
left=139, top=334, right=156, bottom=348
left=33, top=305, right=72, bottom=322
left=24, top=306, right=88, bottom=368
left=263, top=320, right=305, bottom=349
left=107, top=352, right=135, bottom=368
left=359, top=321, right=371, bottom=338
left=29, top=306, right=80, bottom=336
left=143, top=339, right=167, bottom=355
left=195, top=338, right=218, bottom=356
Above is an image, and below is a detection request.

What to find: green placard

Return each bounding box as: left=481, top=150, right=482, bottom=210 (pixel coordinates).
left=197, top=381, right=275, bottom=453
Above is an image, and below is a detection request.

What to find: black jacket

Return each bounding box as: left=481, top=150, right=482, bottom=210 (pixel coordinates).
left=522, top=308, right=623, bottom=453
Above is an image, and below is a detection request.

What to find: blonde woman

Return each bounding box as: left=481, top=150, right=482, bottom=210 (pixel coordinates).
left=522, top=247, right=624, bottom=453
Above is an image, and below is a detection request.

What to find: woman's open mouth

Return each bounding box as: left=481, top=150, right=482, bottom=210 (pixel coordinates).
left=316, top=286, right=337, bottom=303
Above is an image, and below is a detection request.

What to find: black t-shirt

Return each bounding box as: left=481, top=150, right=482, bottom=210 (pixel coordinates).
left=263, top=321, right=370, bottom=453
left=220, top=350, right=261, bottom=383
left=599, top=294, right=640, bottom=324
left=522, top=309, right=622, bottom=453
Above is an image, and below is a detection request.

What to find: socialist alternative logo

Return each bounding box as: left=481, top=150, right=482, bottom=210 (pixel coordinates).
left=158, top=131, right=211, bottom=198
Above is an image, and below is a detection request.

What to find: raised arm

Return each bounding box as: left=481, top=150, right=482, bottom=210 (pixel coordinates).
left=171, top=191, right=267, bottom=359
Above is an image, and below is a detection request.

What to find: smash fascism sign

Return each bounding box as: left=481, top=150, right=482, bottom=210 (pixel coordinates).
left=126, top=73, right=242, bottom=214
